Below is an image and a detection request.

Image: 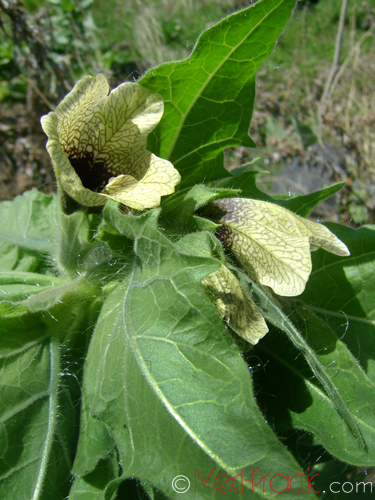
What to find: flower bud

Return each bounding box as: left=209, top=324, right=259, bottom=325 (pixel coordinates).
left=202, top=264, right=268, bottom=344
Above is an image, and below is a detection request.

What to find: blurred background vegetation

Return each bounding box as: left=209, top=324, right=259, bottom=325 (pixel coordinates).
left=0, top=0, right=374, bottom=224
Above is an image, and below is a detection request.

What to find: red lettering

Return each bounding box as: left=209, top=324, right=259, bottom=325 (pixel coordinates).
left=251, top=467, right=264, bottom=492
left=270, top=474, right=290, bottom=493
left=308, top=473, right=320, bottom=494
left=215, top=474, right=232, bottom=493
left=300, top=468, right=308, bottom=493
left=195, top=468, right=215, bottom=492
left=290, top=472, right=301, bottom=493
left=232, top=468, right=244, bottom=493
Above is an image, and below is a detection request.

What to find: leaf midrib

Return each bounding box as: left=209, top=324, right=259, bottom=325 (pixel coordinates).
left=124, top=267, right=243, bottom=476
left=0, top=232, right=52, bottom=252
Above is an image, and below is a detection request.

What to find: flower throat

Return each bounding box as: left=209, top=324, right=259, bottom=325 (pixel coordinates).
left=68, top=150, right=110, bottom=192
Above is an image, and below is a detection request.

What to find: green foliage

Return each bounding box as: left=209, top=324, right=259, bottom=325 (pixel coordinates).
left=262, top=0, right=375, bottom=77
left=0, top=37, right=28, bottom=101
left=1, top=1, right=374, bottom=499
left=139, top=0, right=296, bottom=188
left=44, top=0, right=96, bottom=54
left=0, top=0, right=99, bottom=103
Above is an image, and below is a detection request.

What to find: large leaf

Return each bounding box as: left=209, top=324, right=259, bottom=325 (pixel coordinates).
left=0, top=189, right=109, bottom=280
left=244, top=222, right=375, bottom=466
left=140, top=0, right=296, bottom=189
left=217, top=171, right=345, bottom=217
left=0, top=316, right=74, bottom=500
left=302, top=224, right=375, bottom=381
left=251, top=284, right=375, bottom=466
left=72, top=203, right=318, bottom=500
left=0, top=292, right=102, bottom=499
left=0, top=271, right=78, bottom=312
left=0, top=191, right=105, bottom=499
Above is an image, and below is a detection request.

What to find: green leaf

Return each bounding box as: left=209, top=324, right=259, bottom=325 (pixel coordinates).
left=0, top=190, right=59, bottom=254
left=69, top=454, right=119, bottom=500
left=140, top=0, right=296, bottom=189
left=74, top=203, right=317, bottom=499
left=0, top=269, right=101, bottom=314
left=247, top=251, right=375, bottom=465
left=251, top=312, right=375, bottom=466
left=0, top=283, right=102, bottom=499
left=0, top=190, right=61, bottom=276
left=0, top=331, right=74, bottom=500
left=0, top=271, right=66, bottom=307
left=174, top=230, right=225, bottom=262
left=160, top=185, right=240, bottom=232
left=283, top=304, right=375, bottom=462
left=217, top=171, right=274, bottom=202
left=302, top=224, right=375, bottom=382
left=280, top=182, right=346, bottom=217
left=0, top=240, right=44, bottom=273
left=58, top=210, right=106, bottom=276
left=193, top=215, right=221, bottom=232
left=0, top=189, right=110, bottom=279
left=218, top=171, right=345, bottom=217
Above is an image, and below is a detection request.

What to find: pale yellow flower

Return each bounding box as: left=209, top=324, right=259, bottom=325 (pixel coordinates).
left=41, top=74, right=180, bottom=209
left=202, top=264, right=268, bottom=345
left=214, top=198, right=350, bottom=297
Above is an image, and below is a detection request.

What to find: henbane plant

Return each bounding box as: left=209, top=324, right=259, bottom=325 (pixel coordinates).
left=1, top=1, right=374, bottom=499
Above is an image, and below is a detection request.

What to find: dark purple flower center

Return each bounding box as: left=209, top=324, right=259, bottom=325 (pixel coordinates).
left=68, top=151, right=112, bottom=192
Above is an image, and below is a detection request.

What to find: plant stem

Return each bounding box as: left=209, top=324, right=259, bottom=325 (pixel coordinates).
left=321, top=0, right=348, bottom=102
left=253, top=283, right=365, bottom=449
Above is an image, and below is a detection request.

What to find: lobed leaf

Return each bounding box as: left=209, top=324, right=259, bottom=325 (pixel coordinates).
left=0, top=328, right=74, bottom=499
left=140, top=0, right=297, bottom=189
left=246, top=222, right=375, bottom=465
left=217, top=172, right=345, bottom=217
